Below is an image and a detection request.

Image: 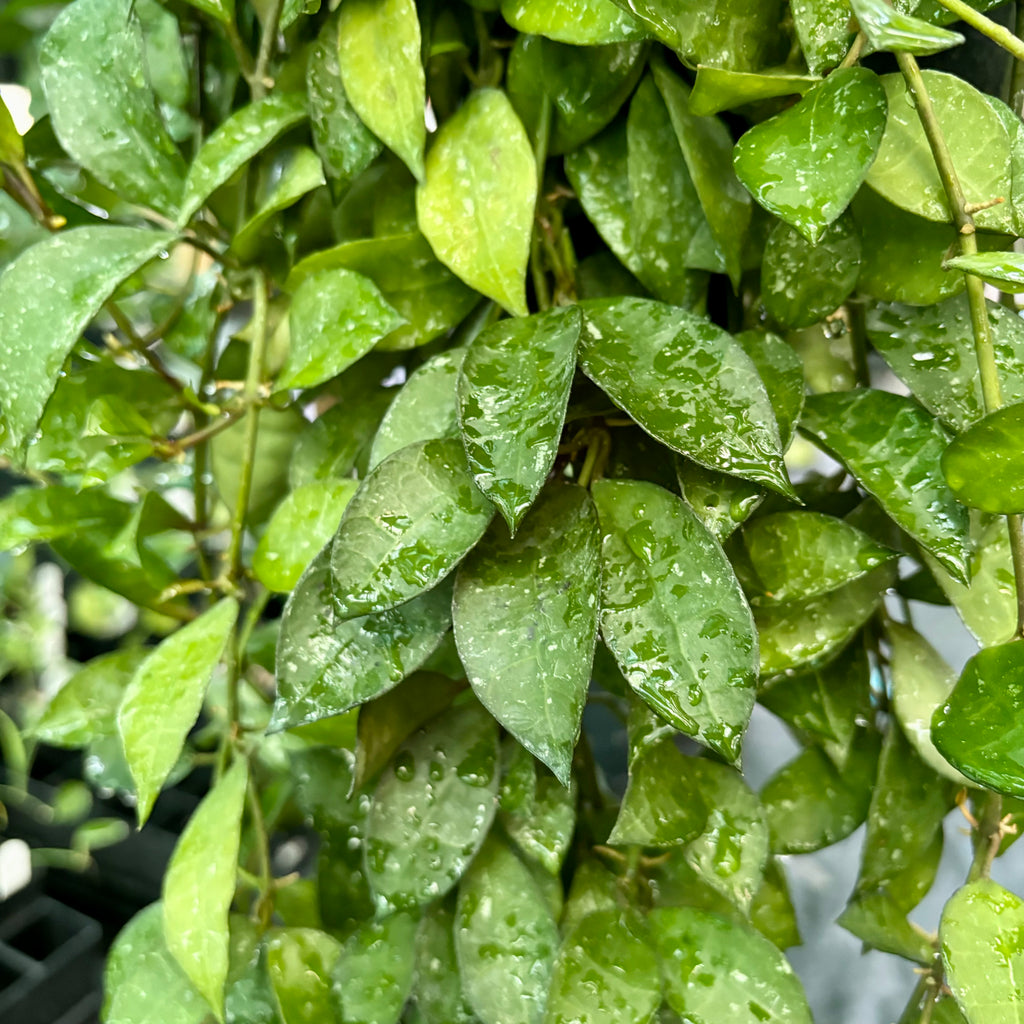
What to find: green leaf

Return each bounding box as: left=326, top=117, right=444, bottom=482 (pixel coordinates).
left=118, top=598, right=238, bottom=825
left=370, top=348, right=467, bottom=470
left=761, top=217, right=861, bottom=330
left=650, top=907, right=812, bottom=1024
left=690, top=66, right=820, bottom=117
left=454, top=485, right=600, bottom=783
left=501, top=758, right=577, bottom=874
left=253, top=480, right=358, bottom=592
left=0, top=226, right=176, bottom=452
left=307, top=19, right=382, bottom=197
left=330, top=438, right=494, bottom=618
left=865, top=294, right=1024, bottom=433
left=750, top=859, right=802, bottom=950
left=543, top=909, right=661, bottom=1024
left=866, top=71, right=1014, bottom=234
left=945, top=252, right=1024, bottom=293
left=933, top=640, right=1024, bottom=797
left=33, top=648, right=148, bottom=748
left=791, top=0, right=854, bottom=74
left=850, top=0, right=964, bottom=54
left=409, top=900, right=476, bottom=1024
left=943, top=403, right=1024, bottom=514
left=838, top=889, right=938, bottom=965
left=801, top=390, right=970, bottom=582
left=163, top=759, right=248, bottom=1022
left=888, top=621, right=971, bottom=785
left=593, top=479, right=757, bottom=761
left=338, top=0, right=426, bottom=181
left=652, top=62, right=752, bottom=287
left=277, top=269, right=404, bottom=392
left=416, top=88, right=536, bottom=315
left=733, top=68, right=887, bottom=244
left=178, top=93, right=307, bottom=225
left=270, top=546, right=451, bottom=731
left=266, top=928, right=342, bottom=1024
left=39, top=0, right=187, bottom=216
left=732, top=330, right=807, bottom=448
left=500, top=0, right=647, bottom=44
left=456, top=835, right=559, bottom=1024
left=580, top=299, right=793, bottom=496
left=365, top=699, right=499, bottom=913
left=458, top=306, right=581, bottom=530
left=941, top=879, right=1024, bottom=1023
left=103, top=904, right=210, bottom=1024
left=331, top=912, right=418, bottom=1024
left=741, top=511, right=896, bottom=605
left=676, top=460, right=763, bottom=542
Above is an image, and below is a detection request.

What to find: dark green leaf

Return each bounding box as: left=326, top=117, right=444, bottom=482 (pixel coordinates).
left=270, top=546, right=451, bottom=731
left=458, top=307, right=581, bottom=529
left=838, top=889, right=938, bottom=964
left=365, top=699, right=499, bottom=913
left=593, top=478, right=757, bottom=761
left=945, top=252, right=1024, bottom=292
left=500, top=0, right=647, bottom=44
left=851, top=0, right=964, bottom=54
left=501, top=759, right=576, bottom=874
left=735, top=330, right=806, bottom=449
left=330, top=438, right=493, bottom=617
left=801, top=389, right=970, bottom=582
left=676, top=460, right=763, bottom=542
left=943, top=403, right=1024, bottom=513
left=454, top=485, right=600, bottom=783
left=580, top=299, right=793, bottom=496
left=791, top=0, right=854, bottom=74
left=266, top=928, right=341, bottom=1024
left=409, top=900, right=476, bottom=1024
left=750, top=859, right=802, bottom=950
left=690, top=66, right=820, bottom=117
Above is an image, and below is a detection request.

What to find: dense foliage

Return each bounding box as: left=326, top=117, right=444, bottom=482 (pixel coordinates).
left=5, top=0, right=1024, bottom=1020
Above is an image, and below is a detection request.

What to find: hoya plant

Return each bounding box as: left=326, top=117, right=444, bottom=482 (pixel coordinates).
left=6, top=0, right=1024, bottom=1019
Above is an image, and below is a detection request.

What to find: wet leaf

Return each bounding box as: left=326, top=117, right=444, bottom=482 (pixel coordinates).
left=103, top=903, right=210, bottom=1024
left=932, top=640, right=1024, bottom=797
left=416, top=88, right=536, bottom=315
left=266, top=928, right=341, bottom=1024
left=454, top=485, right=600, bottom=783
left=0, top=226, right=176, bottom=452
left=733, top=68, right=886, bottom=244
left=338, top=0, right=425, bottom=181
left=791, top=0, right=854, bottom=74
left=118, top=598, right=238, bottom=825
left=580, top=298, right=793, bottom=496
left=365, top=699, right=499, bottom=913
left=39, top=0, right=187, bottom=216
left=750, top=859, right=802, bottom=950
left=941, top=879, right=1024, bottom=1023
left=945, top=253, right=1024, bottom=292
left=270, top=546, right=451, bottom=731
left=593, top=479, right=757, bottom=761
left=651, top=907, right=813, bottom=1024
left=801, top=389, right=970, bottom=582
left=543, top=908, right=661, bottom=1024
left=690, top=66, right=819, bottom=117
left=409, top=899, right=476, bottom=1024
left=330, top=438, right=493, bottom=617
left=501, top=760, right=577, bottom=874
left=676, top=460, right=763, bottom=542
left=851, top=0, right=964, bottom=55
left=943, top=403, right=1024, bottom=514
left=866, top=71, right=1014, bottom=234
left=178, top=94, right=307, bottom=225
left=331, top=911, right=418, bottom=1024
left=163, top=760, right=248, bottom=1023
left=456, top=835, right=559, bottom=1024
left=838, top=887, right=938, bottom=964
left=253, top=480, right=358, bottom=592
left=500, top=0, right=647, bottom=44
left=277, top=269, right=404, bottom=391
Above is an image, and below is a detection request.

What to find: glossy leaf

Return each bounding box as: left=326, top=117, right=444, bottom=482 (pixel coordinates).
left=365, top=699, right=499, bottom=913
left=118, top=598, right=238, bottom=825
left=253, top=480, right=358, bottom=592
left=943, top=403, right=1024, bottom=514
left=501, top=761, right=577, bottom=875
left=456, top=835, right=558, bottom=1024
left=733, top=68, right=886, bottom=244
left=270, top=546, right=451, bottom=731
left=867, top=71, right=1014, bottom=234
left=458, top=307, right=580, bottom=529
left=791, top=0, right=854, bottom=73
left=801, top=389, right=970, bottom=582
left=933, top=640, right=1024, bottom=797
left=410, top=900, right=476, bottom=1024
left=690, top=66, right=819, bottom=117
left=103, top=904, right=210, bottom=1024
left=39, top=0, right=186, bottom=216
left=330, top=438, right=493, bottom=617
left=163, top=760, right=248, bottom=1023
left=0, top=227, right=175, bottom=452
left=338, top=0, right=426, bottom=181
left=500, top=0, right=647, bottom=44
left=838, top=887, right=937, bottom=965
left=945, top=253, right=1024, bottom=292
left=580, top=298, right=793, bottom=496
left=676, top=460, right=763, bottom=542
left=750, top=859, right=802, bottom=951
left=851, top=0, right=964, bottom=54
left=651, top=907, right=813, bottom=1024
left=417, top=89, right=535, bottom=315
left=277, top=269, right=403, bottom=392
left=543, top=909, right=661, bottom=1024
left=266, top=928, right=341, bottom=1024
left=178, top=93, right=306, bottom=225
left=593, top=479, right=757, bottom=761
left=454, top=485, right=599, bottom=783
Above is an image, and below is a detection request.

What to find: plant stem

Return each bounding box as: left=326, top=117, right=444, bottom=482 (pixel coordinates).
left=1012, top=2, right=1024, bottom=115
left=160, top=408, right=247, bottom=457
left=247, top=772, right=274, bottom=928
left=224, top=17, right=257, bottom=88
left=839, top=30, right=867, bottom=69
left=848, top=301, right=871, bottom=388
left=933, top=0, right=1024, bottom=62
left=897, top=51, right=1024, bottom=637
left=968, top=791, right=1005, bottom=880
left=252, top=0, right=285, bottom=100
left=531, top=96, right=553, bottom=313
left=106, top=302, right=184, bottom=393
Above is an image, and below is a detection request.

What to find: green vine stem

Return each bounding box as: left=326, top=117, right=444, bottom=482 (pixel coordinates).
left=933, top=0, right=1024, bottom=63
left=252, top=0, right=284, bottom=99
left=897, top=51, right=1024, bottom=638
left=1012, top=2, right=1024, bottom=115
left=968, top=790, right=1006, bottom=881
left=531, top=95, right=553, bottom=312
